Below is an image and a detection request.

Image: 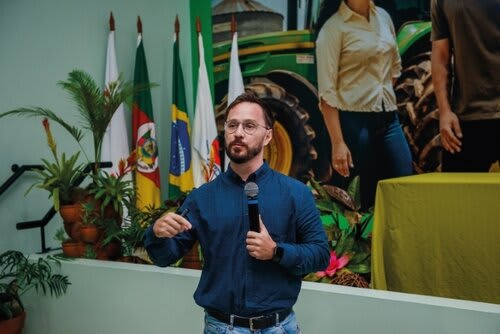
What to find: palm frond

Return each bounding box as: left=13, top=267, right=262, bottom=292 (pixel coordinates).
left=0, top=107, right=83, bottom=143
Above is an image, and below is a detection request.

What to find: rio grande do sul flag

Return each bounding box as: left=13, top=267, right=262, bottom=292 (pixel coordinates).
left=132, top=29, right=161, bottom=210
left=168, top=32, right=194, bottom=200
left=191, top=33, right=221, bottom=188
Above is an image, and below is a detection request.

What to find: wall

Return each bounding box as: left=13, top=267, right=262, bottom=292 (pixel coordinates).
left=23, top=258, right=500, bottom=334
left=0, top=0, right=211, bottom=253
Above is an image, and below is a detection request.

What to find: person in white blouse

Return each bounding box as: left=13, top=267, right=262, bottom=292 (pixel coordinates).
left=315, top=0, right=412, bottom=210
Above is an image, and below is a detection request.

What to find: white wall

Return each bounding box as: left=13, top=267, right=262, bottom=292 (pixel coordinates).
left=23, top=258, right=500, bottom=334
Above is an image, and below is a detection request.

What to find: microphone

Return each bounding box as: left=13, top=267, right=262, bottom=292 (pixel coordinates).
left=244, top=182, right=260, bottom=232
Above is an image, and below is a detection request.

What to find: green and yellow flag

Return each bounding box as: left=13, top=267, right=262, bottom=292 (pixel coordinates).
left=132, top=21, right=161, bottom=210
left=168, top=30, right=194, bottom=200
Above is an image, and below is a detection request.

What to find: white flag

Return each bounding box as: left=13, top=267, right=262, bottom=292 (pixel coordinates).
left=192, top=33, right=221, bottom=188
left=102, top=29, right=130, bottom=174
left=225, top=31, right=245, bottom=171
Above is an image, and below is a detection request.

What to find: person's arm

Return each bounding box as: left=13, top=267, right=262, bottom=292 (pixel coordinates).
left=316, top=21, right=353, bottom=177
left=387, top=11, right=402, bottom=83
left=431, top=39, right=462, bottom=153
left=320, top=100, right=352, bottom=177
left=277, top=186, right=330, bottom=276
left=144, top=205, right=197, bottom=267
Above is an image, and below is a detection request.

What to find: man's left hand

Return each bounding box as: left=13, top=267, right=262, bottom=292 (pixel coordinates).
left=246, top=217, right=277, bottom=260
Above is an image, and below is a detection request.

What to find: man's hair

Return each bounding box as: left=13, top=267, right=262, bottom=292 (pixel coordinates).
left=225, top=92, right=275, bottom=128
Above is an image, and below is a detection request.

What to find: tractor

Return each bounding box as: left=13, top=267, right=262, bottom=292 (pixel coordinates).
left=212, top=0, right=437, bottom=182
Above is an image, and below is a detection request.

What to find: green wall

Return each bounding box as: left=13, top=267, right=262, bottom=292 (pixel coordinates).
left=0, top=0, right=212, bottom=253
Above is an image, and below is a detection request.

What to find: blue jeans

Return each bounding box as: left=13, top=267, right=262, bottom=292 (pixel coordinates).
left=203, top=311, right=301, bottom=334
left=333, top=110, right=413, bottom=210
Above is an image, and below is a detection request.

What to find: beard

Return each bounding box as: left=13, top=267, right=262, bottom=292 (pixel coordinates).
left=225, top=139, right=264, bottom=164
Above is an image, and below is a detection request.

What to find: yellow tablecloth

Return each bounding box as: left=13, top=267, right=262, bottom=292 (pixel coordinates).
left=372, top=173, right=500, bottom=304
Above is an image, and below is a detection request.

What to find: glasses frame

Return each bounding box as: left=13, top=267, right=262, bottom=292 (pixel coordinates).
left=224, top=120, right=271, bottom=135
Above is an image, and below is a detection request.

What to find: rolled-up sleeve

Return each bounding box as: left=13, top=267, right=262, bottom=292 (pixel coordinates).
left=316, top=20, right=342, bottom=110
left=388, top=17, right=402, bottom=78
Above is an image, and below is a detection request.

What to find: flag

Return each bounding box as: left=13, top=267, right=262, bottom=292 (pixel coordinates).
left=191, top=33, right=221, bottom=188
left=102, top=13, right=130, bottom=175
left=132, top=31, right=161, bottom=210
left=168, top=33, right=194, bottom=199
left=224, top=30, right=245, bottom=171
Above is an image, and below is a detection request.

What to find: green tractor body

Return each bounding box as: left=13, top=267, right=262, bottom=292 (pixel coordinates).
left=213, top=0, right=437, bottom=180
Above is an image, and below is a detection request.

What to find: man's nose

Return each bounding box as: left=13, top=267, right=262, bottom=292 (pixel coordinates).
left=234, top=123, right=245, bottom=136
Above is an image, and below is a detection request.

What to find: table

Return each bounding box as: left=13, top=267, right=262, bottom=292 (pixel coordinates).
left=372, top=173, right=500, bottom=304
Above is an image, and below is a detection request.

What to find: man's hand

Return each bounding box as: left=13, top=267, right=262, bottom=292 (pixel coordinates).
left=153, top=212, right=192, bottom=238
left=439, top=108, right=463, bottom=153
left=246, top=217, right=276, bottom=260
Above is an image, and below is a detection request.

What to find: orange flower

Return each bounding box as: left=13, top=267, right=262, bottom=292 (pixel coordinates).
left=42, top=118, right=57, bottom=157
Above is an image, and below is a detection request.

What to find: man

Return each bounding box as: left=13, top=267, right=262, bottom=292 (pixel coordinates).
left=144, top=93, right=329, bottom=333
left=431, top=0, right=500, bottom=172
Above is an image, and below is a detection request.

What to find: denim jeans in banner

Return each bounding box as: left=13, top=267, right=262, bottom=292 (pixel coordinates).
left=332, top=110, right=413, bottom=211
left=203, top=311, right=301, bottom=334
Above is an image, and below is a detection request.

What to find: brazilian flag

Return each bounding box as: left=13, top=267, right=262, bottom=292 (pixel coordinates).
left=168, top=34, right=194, bottom=200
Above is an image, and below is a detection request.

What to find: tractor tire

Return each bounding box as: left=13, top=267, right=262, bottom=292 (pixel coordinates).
left=395, top=51, right=442, bottom=173
left=215, top=78, right=317, bottom=182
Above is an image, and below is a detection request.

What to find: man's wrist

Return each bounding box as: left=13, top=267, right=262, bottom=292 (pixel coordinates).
left=272, top=243, right=284, bottom=263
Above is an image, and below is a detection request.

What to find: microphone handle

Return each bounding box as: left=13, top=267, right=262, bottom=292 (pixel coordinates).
left=248, top=198, right=260, bottom=232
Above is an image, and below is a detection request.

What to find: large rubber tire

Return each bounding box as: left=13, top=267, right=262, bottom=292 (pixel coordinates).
left=215, top=78, right=317, bottom=182
left=395, top=51, right=442, bottom=173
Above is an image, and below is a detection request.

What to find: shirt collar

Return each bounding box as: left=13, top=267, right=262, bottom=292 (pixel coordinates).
left=339, top=1, right=376, bottom=22
left=226, top=161, right=271, bottom=184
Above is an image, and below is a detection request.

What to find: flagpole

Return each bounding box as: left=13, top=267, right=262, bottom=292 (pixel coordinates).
left=231, top=13, right=236, bottom=35
left=137, top=16, right=142, bottom=34
left=109, top=12, right=115, bottom=31
left=175, top=15, right=180, bottom=40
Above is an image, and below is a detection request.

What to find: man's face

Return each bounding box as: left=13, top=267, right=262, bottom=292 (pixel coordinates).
left=224, top=102, right=272, bottom=164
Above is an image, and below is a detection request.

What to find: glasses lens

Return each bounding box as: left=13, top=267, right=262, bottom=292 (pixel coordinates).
left=225, top=120, right=266, bottom=135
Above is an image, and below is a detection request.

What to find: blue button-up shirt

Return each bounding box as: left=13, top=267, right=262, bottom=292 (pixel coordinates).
left=144, top=162, right=329, bottom=316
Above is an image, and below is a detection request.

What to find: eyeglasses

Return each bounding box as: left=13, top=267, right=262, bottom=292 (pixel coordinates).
left=224, top=120, right=271, bottom=135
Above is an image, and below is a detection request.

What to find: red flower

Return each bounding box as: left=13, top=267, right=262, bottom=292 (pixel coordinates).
left=316, top=250, right=350, bottom=278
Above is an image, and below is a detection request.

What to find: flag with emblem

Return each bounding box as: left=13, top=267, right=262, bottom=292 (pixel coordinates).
left=102, top=12, right=130, bottom=176
left=192, top=32, right=221, bottom=187
left=132, top=17, right=161, bottom=210
left=168, top=23, right=194, bottom=200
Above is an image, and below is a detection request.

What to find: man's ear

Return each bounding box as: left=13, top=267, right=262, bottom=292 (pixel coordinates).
left=264, top=129, right=273, bottom=146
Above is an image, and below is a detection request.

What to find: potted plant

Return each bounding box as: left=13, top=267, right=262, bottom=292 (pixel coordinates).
left=88, top=151, right=136, bottom=222
left=0, top=69, right=149, bottom=207
left=0, top=250, right=70, bottom=334
left=1, top=70, right=150, bottom=247
left=53, top=227, right=84, bottom=258
left=25, top=119, right=86, bottom=212
left=79, top=202, right=101, bottom=244
left=305, top=176, right=373, bottom=287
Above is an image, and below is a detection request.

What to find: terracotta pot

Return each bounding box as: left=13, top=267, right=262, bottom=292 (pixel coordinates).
left=59, top=203, right=83, bottom=223
left=80, top=225, right=101, bottom=244
left=62, top=240, right=85, bottom=258
left=103, top=241, right=122, bottom=260
left=0, top=311, right=26, bottom=334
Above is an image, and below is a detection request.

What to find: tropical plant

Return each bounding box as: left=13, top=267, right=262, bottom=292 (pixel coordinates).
left=0, top=250, right=70, bottom=321
left=87, top=151, right=136, bottom=217
left=0, top=69, right=150, bottom=174
left=305, top=176, right=373, bottom=287
left=53, top=227, right=70, bottom=243
left=24, top=119, right=86, bottom=210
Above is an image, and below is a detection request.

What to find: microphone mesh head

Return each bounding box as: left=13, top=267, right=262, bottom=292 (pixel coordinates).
left=244, top=182, right=259, bottom=198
